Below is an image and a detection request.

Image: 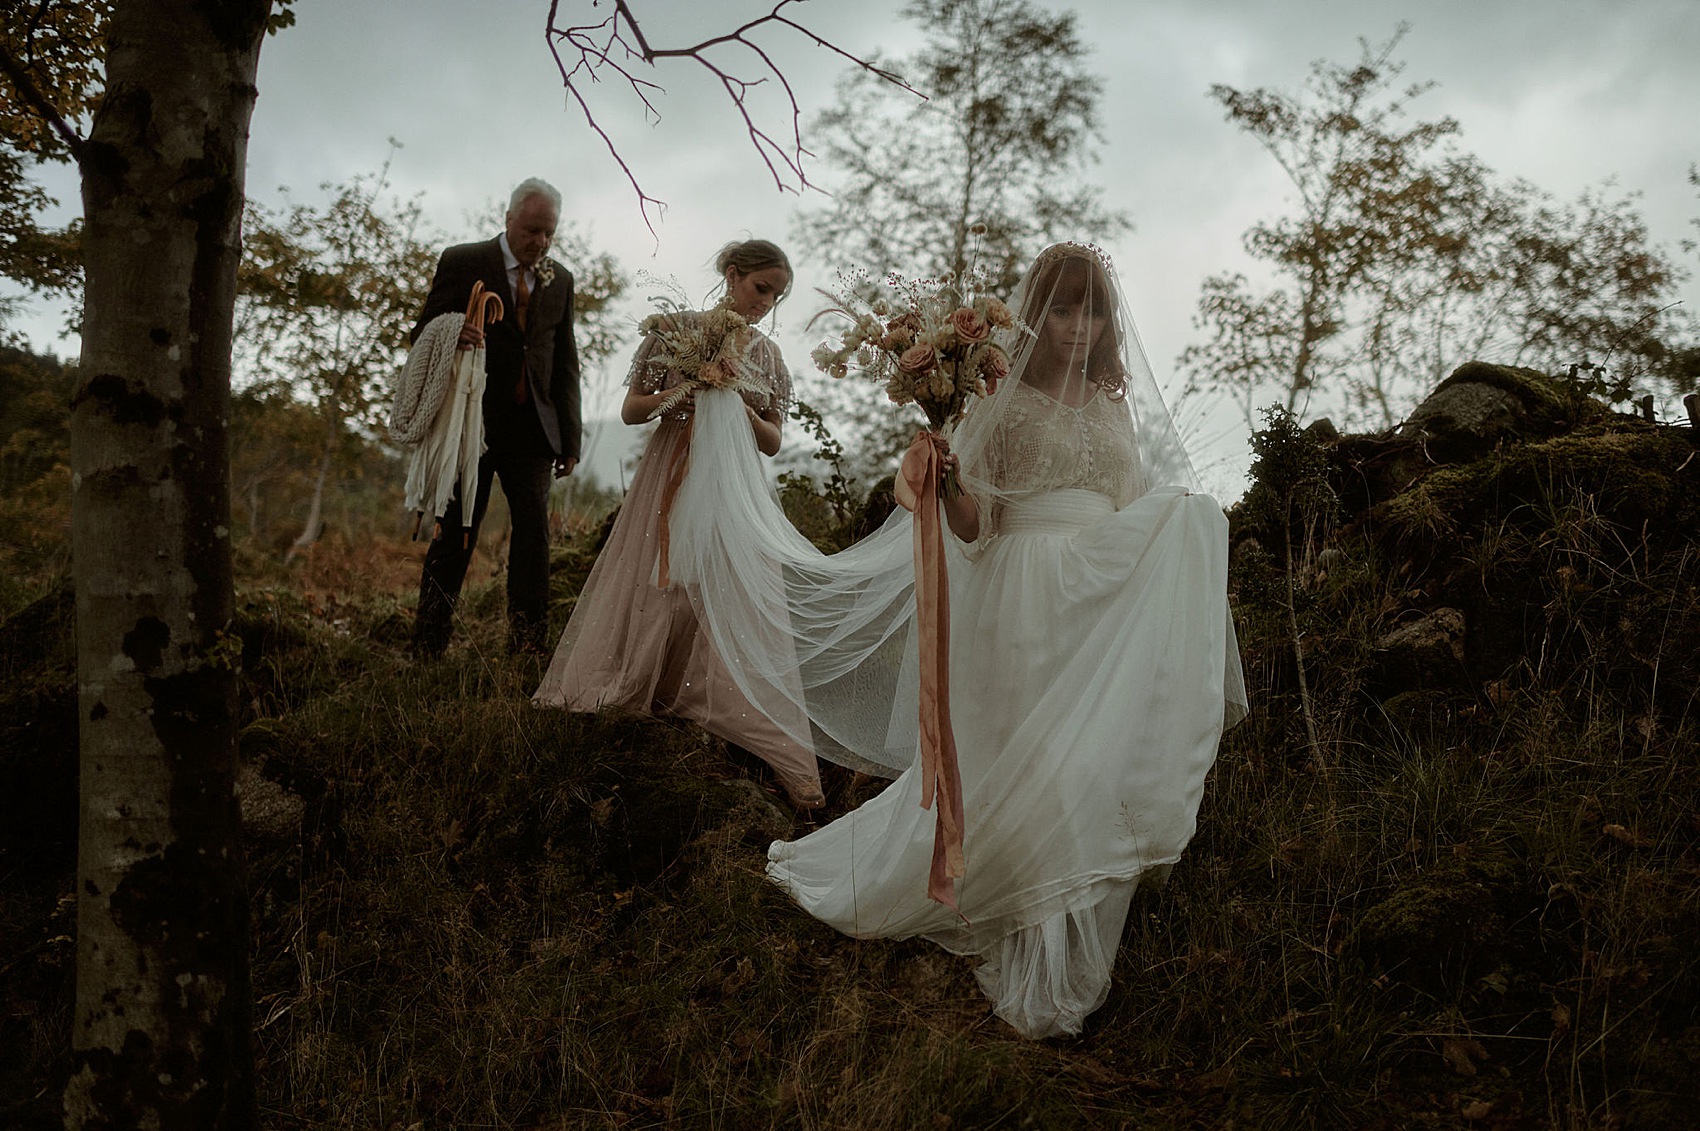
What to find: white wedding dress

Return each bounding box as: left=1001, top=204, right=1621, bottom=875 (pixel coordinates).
left=766, top=384, right=1238, bottom=1038
left=662, top=243, right=1246, bottom=1038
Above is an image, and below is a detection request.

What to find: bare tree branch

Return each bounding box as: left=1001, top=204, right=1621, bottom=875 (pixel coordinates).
left=545, top=0, right=922, bottom=237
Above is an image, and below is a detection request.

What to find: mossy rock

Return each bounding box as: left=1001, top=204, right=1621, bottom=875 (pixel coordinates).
left=1368, top=607, right=1467, bottom=692
left=1375, top=688, right=1461, bottom=736
left=1328, top=363, right=1607, bottom=517
left=1373, top=417, right=1698, bottom=553
left=1424, top=361, right=1593, bottom=436
left=1347, top=853, right=1522, bottom=989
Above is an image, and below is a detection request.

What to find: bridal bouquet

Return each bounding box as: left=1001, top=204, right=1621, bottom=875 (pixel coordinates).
left=810, top=270, right=1018, bottom=436
left=636, top=283, right=769, bottom=420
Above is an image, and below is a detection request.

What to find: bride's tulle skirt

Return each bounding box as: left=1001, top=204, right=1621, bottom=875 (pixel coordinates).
left=768, top=486, right=1236, bottom=1038
left=593, top=390, right=1242, bottom=1038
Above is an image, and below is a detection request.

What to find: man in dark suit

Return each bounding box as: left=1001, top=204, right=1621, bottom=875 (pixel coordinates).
left=412, top=177, right=581, bottom=657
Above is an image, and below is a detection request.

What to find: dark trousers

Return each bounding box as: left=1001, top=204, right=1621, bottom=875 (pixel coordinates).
left=414, top=448, right=553, bottom=656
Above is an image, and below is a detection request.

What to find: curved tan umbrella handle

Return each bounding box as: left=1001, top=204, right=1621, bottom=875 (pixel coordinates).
left=465, top=280, right=505, bottom=332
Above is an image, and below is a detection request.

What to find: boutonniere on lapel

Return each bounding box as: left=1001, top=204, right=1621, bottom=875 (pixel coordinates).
left=535, top=258, right=557, bottom=289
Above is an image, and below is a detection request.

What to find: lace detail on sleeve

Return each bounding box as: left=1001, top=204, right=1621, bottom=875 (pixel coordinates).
left=625, top=330, right=668, bottom=393
left=745, top=332, right=793, bottom=414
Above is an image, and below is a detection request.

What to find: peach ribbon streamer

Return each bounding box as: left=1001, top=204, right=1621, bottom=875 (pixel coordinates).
left=654, top=417, right=694, bottom=589
left=895, top=430, right=967, bottom=911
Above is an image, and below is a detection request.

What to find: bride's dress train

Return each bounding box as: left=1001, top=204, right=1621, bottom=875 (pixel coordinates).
left=766, top=485, right=1233, bottom=1038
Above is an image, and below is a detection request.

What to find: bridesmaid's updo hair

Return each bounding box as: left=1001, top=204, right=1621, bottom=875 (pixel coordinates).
left=715, top=239, right=793, bottom=301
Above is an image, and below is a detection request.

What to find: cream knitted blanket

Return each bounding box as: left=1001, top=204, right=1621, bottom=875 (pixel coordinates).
left=389, top=312, right=464, bottom=445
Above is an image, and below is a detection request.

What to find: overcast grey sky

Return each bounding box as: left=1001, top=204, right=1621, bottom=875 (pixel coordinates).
left=10, top=0, right=1699, bottom=494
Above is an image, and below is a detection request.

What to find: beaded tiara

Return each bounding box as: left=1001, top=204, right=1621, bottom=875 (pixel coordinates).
left=1030, top=241, right=1116, bottom=276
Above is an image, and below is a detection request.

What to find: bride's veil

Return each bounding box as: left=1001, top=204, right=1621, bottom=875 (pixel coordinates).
left=952, top=242, right=1198, bottom=514
left=951, top=241, right=1247, bottom=726
left=664, top=382, right=933, bottom=777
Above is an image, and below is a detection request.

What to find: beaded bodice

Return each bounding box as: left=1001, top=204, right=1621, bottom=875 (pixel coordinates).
left=985, top=382, right=1144, bottom=508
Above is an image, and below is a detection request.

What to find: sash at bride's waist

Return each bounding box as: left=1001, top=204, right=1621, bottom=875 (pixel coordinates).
left=1000, top=489, right=1116, bottom=536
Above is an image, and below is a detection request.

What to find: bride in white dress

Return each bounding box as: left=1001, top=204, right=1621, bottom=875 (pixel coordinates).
left=764, top=243, right=1247, bottom=1038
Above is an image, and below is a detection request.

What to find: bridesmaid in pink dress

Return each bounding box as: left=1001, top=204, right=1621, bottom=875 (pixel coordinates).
left=533, top=240, right=825, bottom=809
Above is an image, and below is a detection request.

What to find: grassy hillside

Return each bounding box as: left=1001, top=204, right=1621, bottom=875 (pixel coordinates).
left=3, top=370, right=1697, bottom=1129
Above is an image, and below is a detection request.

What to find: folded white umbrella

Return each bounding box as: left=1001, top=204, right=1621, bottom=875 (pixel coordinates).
left=392, top=281, right=505, bottom=544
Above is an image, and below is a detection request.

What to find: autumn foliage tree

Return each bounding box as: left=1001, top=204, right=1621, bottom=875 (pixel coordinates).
left=236, top=156, right=438, bottom=559
left=0, top=0, right=113, bottom=321
left=1180, top=28, right=1690, bottom=429
left=235, top=176, right=631, bottom=558
left=0, top=344, right=74, bottom=602
left=793, top=0, right=1128, bottom=484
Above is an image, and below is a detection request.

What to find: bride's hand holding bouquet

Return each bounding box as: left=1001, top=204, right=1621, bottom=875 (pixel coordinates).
left=807, top=270, right=1021, bottom=907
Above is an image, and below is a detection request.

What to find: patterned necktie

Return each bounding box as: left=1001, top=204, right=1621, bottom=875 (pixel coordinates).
left=513, top=267, right=531, bottom=404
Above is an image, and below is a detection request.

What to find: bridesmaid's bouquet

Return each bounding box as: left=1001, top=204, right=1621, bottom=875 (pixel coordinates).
left=637, top=279, right=770, bottom=420
left=809, top=270, right=1018, bottom=437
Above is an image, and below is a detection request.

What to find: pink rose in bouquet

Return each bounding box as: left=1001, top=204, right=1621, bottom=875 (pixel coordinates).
left=898, top=343, right=938, bottom=374
left=882, top=311, right=922, bottom=351
left=949, top=306, right=990, bottom=343
left=982, top=297, right=1015, bottom=329
left=701, top=355, right=739, bottom=387
left=811, top=267, right=1029, bottom=442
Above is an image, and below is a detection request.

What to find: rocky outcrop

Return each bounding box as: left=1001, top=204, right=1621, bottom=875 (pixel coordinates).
left=1369, top=607, right=1466, bottom=691
left=1328, top=363, right=1601, bottom=509
left=1400, top=362, right=1591, bottom=460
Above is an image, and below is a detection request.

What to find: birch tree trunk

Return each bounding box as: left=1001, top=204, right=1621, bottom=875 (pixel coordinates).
left=65, top=1, right=271, bottom=1126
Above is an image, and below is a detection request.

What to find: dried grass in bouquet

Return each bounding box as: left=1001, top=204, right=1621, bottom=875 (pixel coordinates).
left=636, top=276, right=772, bottom=420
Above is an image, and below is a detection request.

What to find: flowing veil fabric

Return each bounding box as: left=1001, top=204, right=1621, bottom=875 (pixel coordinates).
left=650, top=244, right=1248, bottom=1038
left=664, top=388, right=933, bottom=776
left=532, top=323, right=826, bottom=804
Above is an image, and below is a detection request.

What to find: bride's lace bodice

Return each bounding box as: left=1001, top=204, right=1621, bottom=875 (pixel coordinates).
left=983, top=383, right=1145, bottom=509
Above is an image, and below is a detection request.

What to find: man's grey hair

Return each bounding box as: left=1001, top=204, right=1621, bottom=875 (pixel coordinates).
left=508, top=177, right=562, bottom=215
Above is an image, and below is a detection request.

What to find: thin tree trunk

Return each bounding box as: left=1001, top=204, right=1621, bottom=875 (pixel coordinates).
left=285, top=408, right=338, bottom=563
left=1283, top=498, right=1324, bottom=776
left=1288, top=251, right=1326, bottom=413
left=245, top=475, right=264, bottom=542
left=65, top=2, right=270, bottom=1127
